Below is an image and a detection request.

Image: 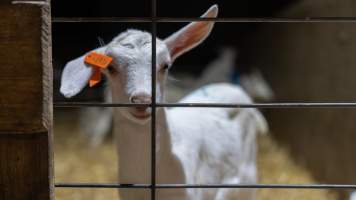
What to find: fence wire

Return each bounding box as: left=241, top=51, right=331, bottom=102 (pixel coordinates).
left=52, top=17, right=356, bottom=23
left=55, top=183, right=356, bottom=190
left=54, top=102, right=356, bottom=108
left=151, top=0, right=157, bottom=197
left=53, top=0, right=356, bottom=194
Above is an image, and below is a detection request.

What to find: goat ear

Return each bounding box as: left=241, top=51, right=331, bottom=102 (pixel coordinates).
left=164, top=4, right=218, bottom=62
left=60, top=47, right=106, bottom=98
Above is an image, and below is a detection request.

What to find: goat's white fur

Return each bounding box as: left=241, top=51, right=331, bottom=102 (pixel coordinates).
left=60, top=4, right=268, bottom=200
left=350, top=191, right=356, bottom=200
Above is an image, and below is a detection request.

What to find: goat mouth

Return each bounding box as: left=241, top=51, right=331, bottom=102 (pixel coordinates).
left=130, top=109, right=151, bottom=119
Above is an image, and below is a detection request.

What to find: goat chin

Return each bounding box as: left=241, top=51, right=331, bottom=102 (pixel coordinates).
left=119, top=109, right=151, bottom=125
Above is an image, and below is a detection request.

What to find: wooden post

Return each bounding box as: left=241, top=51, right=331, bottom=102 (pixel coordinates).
left=0, top=0, right=53, bottom=200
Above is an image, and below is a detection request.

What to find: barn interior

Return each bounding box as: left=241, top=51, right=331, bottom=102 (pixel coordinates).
left=52, top=0, right=356, bottom=199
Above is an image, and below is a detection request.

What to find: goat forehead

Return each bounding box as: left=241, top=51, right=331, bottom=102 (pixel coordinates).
left=121, top=33, right=151, bottom=47
left=108, top=30, right=170, bottom=65
left=111, top=30, right=152, bottom=49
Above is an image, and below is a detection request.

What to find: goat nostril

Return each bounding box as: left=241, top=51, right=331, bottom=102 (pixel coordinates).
left=130, top=96, right=138, bottom=103
left=130, top=94, right=151, bottom=114
left=130, top=94, right=152, bottom=104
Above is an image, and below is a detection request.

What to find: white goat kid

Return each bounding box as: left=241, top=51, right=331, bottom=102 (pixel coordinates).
left=60, top=5, right=268, bottom=200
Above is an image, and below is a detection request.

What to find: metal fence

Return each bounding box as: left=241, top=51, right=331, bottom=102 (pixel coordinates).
left=53, top=0, right=356, bottom=199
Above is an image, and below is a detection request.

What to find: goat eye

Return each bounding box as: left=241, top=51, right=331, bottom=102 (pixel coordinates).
left=162, top=64, right=169, bottom=71
left=107, top=65, right=117, bottom=74
left=122, top=43, right=135, bottom=49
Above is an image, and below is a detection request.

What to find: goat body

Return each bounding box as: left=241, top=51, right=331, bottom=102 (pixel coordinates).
left=114, top=83, right=267, bottom=200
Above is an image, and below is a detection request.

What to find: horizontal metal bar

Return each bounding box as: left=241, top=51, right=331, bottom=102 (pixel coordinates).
left=52, top=17, right=152, bottom=23
left=55, top=183, right=150, bottom=189
left=157, top=17, right=356, bottom=23
left=52, top=17, right=356, bottom=23
left=55, top=183, right=356, bottom=190
left=12, top=0, right=48, bottom=5
left=54, top=102, right=149, bottom=107
left=158, top=102, right=356, bottom=108
left=54, top=102, right=356, bottom=108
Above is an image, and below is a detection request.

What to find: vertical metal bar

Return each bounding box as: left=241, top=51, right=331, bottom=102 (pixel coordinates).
left=151, top=0, right=157, bottom=199
left=150, top=23, right=157, bottom=200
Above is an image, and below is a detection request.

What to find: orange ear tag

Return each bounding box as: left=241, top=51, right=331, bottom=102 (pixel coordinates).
left=89, top=67, right=102, bottom=87
left=84, top=51, right=113, bottom=87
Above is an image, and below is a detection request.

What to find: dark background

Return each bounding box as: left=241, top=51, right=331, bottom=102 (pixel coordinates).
left=52, top=0, right=298, bottom=101
left=52, top=0, right=297, bottom=18
left=52, top=1, right=356, bottom=199
left=51, top=0, right=298, bottom=72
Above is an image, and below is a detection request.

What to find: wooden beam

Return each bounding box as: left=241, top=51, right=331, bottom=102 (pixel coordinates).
left=0, top=1, right=53, bottom=200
